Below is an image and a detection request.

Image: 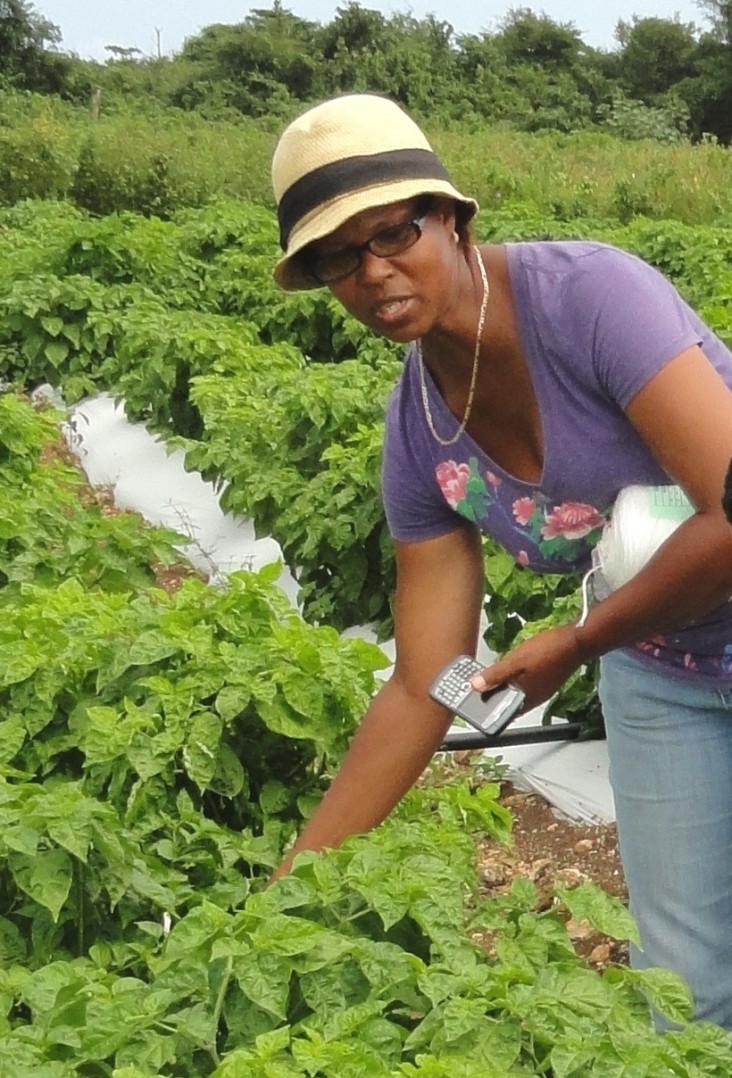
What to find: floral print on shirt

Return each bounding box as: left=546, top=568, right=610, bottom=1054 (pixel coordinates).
left=435, top=456, right=732, bottom=681
left=435, top=456, right=606, bottom=570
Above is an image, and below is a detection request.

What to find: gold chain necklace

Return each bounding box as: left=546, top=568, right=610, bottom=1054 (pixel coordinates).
left=417, top=246, right=489, bottom=447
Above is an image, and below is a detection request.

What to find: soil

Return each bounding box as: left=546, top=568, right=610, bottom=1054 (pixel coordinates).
left=437, top=751, right=630, bottom=971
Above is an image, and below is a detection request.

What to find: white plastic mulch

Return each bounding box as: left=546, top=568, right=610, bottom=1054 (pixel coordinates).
left=60, top=391, right=615, bottom=826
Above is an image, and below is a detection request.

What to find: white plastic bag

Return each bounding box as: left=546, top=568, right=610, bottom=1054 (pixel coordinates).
left=594, top=484, right=694, bottom=596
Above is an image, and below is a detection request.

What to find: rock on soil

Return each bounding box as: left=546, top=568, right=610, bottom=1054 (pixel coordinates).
left=478, top=780, right=628, bottom=970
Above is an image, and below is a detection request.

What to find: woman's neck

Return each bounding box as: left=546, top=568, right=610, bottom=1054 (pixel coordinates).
left=420, top=244, right=516, bottom=393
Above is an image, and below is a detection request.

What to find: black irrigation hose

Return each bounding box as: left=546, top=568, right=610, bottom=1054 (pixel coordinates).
left=439, top=720, right=583, bottom=752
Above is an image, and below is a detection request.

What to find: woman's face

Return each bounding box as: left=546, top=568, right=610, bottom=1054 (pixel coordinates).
left=306, top=199, right=462, bottom=343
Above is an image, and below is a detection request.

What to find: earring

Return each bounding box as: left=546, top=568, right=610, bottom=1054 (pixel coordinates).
left=452, top=231, right=459, bottom=244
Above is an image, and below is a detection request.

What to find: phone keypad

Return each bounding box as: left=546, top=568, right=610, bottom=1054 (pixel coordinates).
left=434, top=657, right=483, bottom=707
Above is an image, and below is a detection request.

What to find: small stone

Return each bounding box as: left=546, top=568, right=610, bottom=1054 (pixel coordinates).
left=574, top=839, right=594, bottom=854
left=481, top=863, right=508, bottom=886
left=589, top=943, right=612, bottom=965
left=557, top=867, right=586, bottom=885
left=529, top=858, right=553, bottom=879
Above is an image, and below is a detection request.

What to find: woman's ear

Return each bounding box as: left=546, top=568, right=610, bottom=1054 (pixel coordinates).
left=429, top=197, right=458, bottom=241
left=427, top=196, right=471, bottom=249
left=432, top=196, right=456, bottom=227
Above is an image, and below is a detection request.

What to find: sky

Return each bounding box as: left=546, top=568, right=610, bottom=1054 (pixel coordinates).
left=39, top=0, right=709, bottom=62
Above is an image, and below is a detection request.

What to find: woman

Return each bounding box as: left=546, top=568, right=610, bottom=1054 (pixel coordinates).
left=269, top=93, right=732, bottom=1029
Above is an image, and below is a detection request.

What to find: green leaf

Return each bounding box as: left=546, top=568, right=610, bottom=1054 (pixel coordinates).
left=62, top=321, right=82, bottom=348
left=0, top=916, right=27, bottom=965
left=44, top=339, right=69, bottom=367
left=183, top=711, right=223, bottom=790
left=259, top=780, right=290, bottom=816
left=215, top=684, right=249, bottom=722
left=256, top=695, right=310, bottom=739
left=45, top=816, right=91, bottom=863
left=254, top=1026, right=292, bottom=1058
left=209, top=743, right=247, bottom=798
left=622, top=966, right=694, bottom=1025
left=549, top=1042, right=595, bottom=1077
left=127, top=630, right=182, bottom=667
left=555, top=882, right=641, bottom=946
left=40, top=316, right=64, bottom=337
left=235, top=950, right=292, bottom=1020
left=279, top=670, right=324, bottom=722
left=3, top=823, right=41, bottom=858
left=441, top=997, right=491, bottom=1043
left=291, top=1032, right=387, bottom=1075
left=9, top=849, right=73, bottom=922
left=483, top=549, right=516, bottom=590
left=22, top=334, right=44, bottom=361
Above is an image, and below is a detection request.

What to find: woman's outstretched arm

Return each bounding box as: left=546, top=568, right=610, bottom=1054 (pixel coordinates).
left=270, top=523, right=485, bottom=881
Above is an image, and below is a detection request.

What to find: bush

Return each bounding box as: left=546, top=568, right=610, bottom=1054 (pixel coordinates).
left=0, top=104, right=77, bottom=204
left=597, top=91, right=690, bottom=143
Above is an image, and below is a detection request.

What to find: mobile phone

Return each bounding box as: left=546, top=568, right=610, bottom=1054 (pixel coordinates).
left=429, top=654, right=526, bottom=737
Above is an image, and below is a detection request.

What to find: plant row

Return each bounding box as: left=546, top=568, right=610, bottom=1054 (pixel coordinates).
left=4, top=397, right=723, bottom=1073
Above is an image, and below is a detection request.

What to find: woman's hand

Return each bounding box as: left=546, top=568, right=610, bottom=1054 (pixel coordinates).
left=471, top=623, right=586, bottom=710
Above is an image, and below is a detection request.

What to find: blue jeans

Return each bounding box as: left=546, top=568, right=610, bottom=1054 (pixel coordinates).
left=599, top=649, right=732, bottom=1030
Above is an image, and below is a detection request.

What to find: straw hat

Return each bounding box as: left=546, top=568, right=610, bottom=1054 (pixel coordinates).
left=271, top=93, right=478, bottom=290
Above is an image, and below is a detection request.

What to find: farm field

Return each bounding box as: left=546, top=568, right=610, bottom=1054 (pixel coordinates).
left=1, top=98, right=732, bottom=1073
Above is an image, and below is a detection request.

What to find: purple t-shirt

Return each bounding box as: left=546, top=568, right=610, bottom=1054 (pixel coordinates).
left=382, top=241, right=732, bottom=683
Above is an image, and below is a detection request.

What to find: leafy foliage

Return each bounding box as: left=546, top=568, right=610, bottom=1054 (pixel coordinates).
left=0, top=396, right=389, bottom=942
left=0, top=663, right=727, bottom=1078
left=0, top=0, right=71, bottom=95
left=482, top=540, right=603, bottom=734
left=0, top=392, right=184, bottom=593
left=186, top=357, right=398, bottom=629
left=6, top=394, right=714, bottom=1074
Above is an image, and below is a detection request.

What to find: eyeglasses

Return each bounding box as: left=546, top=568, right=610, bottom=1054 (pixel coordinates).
left=309, top=215, right=428, bottom=285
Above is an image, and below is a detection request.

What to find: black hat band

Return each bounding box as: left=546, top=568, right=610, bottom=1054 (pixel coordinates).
left=278, top=147, right=453, bottom=250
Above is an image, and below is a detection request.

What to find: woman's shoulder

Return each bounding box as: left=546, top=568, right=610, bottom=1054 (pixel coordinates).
left=506, top=239, right=681, bottom=342
left=506, top=239, right=652, bottom=285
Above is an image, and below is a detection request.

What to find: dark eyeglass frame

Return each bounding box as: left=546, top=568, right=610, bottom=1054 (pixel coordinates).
left=308, top=214, right=428, bottom=285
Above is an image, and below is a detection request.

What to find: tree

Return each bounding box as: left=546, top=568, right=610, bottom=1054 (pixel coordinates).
left=0, top=0, right=69, bottom=92
left=318, top=1, right=389, bottom=58
left=103, top=45, right=143, bottom=62
left=615, top=16, right=700, bottom=101
left=179, top=6, right=322, bottom=115
left=477, top=8, right=604, bottom=131
left=315, top=4, right=459, bottom=113
left=680, top=1, right=732, bottom=138
left=695, top=0, right=732, bottom=42
left=0, top=0, right=60, bottom=57
left=495, top=7, right=585, bottom=70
